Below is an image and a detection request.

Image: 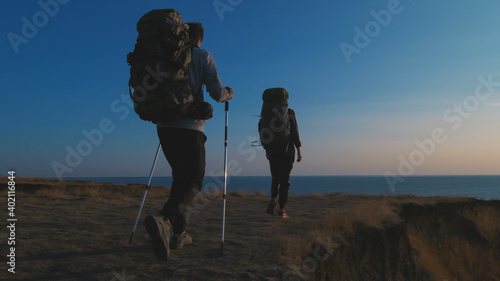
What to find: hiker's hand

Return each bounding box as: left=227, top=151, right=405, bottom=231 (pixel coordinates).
left=297, top=147, right=302, bottom=162
left=225, top=87, right=234, bottom=100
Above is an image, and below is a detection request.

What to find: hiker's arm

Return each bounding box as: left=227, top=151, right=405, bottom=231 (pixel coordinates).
left=289, top=109, right=302, bottom=149
left=289, top=109, right=302, bottom=162
left=202, top=50, right=232, bottom=102
left=297, top=147, right=302, bottom=162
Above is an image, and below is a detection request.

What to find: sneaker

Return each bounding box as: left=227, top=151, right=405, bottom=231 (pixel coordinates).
left=170, top=232, right=193, bottom=249
left=266, top=199, right=276, bottom=215
left=277, top=209, right=289, bottom=218
left=144, top=215, right=171, bottom=261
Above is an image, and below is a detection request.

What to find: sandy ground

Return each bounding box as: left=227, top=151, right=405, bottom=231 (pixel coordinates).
left=0, top=177, right=351, bottom=281
left=2, top=177, right=500, bottom=281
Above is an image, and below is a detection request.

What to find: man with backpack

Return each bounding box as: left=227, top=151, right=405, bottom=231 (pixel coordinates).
left=128, top=10, right=233, bottom=262
left=258, top=88, right=302, bottom=218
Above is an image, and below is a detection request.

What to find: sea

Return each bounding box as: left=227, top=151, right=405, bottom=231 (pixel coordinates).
left=64, top=175, right=500, bottom=200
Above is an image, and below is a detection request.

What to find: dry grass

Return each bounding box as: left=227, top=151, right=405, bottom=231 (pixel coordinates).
left=2, top=176, right=500, bottom=281
left=254, top=189, right=267, bottom=197
left=279, top=195, right=500, bottom=281
left=230, top=190, right=249, bottom=198
left=0, top=175, right=170, bottom=199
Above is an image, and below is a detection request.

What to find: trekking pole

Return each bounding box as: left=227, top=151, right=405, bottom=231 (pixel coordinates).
left=129, top=143, right=162, bottom=243
left=221, top=101, right=229, bottom=255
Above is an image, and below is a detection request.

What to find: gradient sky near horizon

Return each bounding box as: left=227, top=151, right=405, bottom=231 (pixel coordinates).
left=2, top=0, right=500, bottom=179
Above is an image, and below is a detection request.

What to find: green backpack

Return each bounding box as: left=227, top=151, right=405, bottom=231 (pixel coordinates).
left=258, top=88, right=290, bottom=149
left=127, top=9, right=212, bottom=122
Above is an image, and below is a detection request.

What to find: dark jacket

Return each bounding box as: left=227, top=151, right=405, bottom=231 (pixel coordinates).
left=288, top=108, right=301, bottom=150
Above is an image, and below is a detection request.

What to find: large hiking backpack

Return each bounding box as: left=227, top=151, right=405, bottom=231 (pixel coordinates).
left=258, top=88, right=290, bottom=149
left=127, top=9, right=213, bottom=122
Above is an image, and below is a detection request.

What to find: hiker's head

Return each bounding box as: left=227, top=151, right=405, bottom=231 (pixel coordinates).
left=188, top=22, right=204, bottom=47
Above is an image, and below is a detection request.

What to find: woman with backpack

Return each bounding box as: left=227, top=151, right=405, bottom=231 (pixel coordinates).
left=259, top=88, right=302, bottom=218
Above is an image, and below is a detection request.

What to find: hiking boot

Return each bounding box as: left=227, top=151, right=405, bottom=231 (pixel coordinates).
left=170, top=232, right=193, bottom=250
left=278, top=209, right=289, bottom=218
left=144, top=215, right=171, bottom=261
left=266, top=199, right=276, bottom=215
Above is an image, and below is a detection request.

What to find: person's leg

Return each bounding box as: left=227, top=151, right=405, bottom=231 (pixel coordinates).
left=266, top=149, right=280, bottom=214
left=278, top=147, right=295, bottom=210
left=268, top=150, right=280, bottom=201
left=157, top=127, right=206, bottom=235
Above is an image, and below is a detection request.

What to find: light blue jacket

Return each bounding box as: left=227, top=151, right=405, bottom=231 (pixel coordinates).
left=156, top=47, right=231, bottom=132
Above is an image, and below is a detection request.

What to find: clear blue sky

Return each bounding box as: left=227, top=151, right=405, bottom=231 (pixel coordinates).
left=2, top=0, right=500, bottom=179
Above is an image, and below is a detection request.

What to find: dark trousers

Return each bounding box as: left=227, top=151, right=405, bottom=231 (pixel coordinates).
left=157, top=127, right=206, bottom=235
left=267, top=146, right=295, bottom=209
